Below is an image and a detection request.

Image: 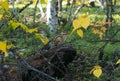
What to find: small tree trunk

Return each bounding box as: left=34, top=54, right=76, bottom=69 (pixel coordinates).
left=47, top=0, right=58, bottom=34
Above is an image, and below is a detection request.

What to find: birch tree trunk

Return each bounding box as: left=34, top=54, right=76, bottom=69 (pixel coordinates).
left=47, top=0, right=58, bottom=34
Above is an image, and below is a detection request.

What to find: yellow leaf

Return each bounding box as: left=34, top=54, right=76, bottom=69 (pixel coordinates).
left=0, top=41, right=8, bottom=57
left=9, top=20, right=21, bottom=29
left=0, top=1, right=9, bottom=11
left=0, top=14, right=3, bottom=20
left=90, top=65, right=101, bottom=74
left=99, top=32, right=103, bottom=40
left=94, top=65, right=102, bottom=69
left=7, top=44, right=13, bottom=49
left=93, top=69, right=102, bottom=78
left=40, top=0, right=47, bottom=4
left=73, top=0, right=82, bottom=6
left=116, top=59, right=120, bottom=65
left=73, top=19, right=81, bottom=29
left=9, top=20, right=38, bottom=34
left=43, top=37, right=49, bottom=45
left=77, top=29, right=83, bottom=38
left=35, top=33, right=49, bottom=45
left=20, top=23, right=28, bottom=30
left=26, top=28, right=38, bottom=33
left=90, top=65, right=102, bottom=78
left=17, top=23, right=38, bottom=33
left=78, top=13, right=90, bottom=29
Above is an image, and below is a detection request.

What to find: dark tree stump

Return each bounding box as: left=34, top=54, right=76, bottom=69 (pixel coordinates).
left=3, top=44, right=76, bottom=81
left=27, top=44, right=76, bottom=78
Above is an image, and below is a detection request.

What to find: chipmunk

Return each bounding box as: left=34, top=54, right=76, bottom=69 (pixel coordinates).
left=53, top=32, right=68, bottom=46
left=42, top=32, right=68, bottom=50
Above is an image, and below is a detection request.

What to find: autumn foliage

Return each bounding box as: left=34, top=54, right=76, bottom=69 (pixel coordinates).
left=0, top=0, right=120, bottom=81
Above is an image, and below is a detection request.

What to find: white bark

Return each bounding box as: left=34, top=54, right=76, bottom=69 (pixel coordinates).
left=37, top=0, right=44, bottom=14
left=47, top=0, right=58, bottom=33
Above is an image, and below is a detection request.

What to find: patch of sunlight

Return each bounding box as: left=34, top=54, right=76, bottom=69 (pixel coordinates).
left=90, top=14, right=106, bottom=18
left=9, top=4, right=35, bottom=8
left=9, top=3, right=47, bottom=9
left=90, top=14, right=120, bottom=20
left=113, top=14, right=120, bottom=19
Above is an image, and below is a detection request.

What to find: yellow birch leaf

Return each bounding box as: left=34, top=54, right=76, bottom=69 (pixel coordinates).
left=78, top=13, right=90, bottom=29
left=116, top=59, right=120, bottom=65
left=90, top=65, right=101, bottom=74
left=74, top=0, right=82, bottom=6
left=26, top=28, right=38, bottom=33
left=0, top=41, right=8, bottom=57
left=9, top=20, right=21, bottom=29
left=20, top=23, right=33, bottom=33
left=35, top=33, right=49, bottom=45
left=90, top=65, right=102, bottom=78
left=94, top=65, right=102, bottom=69
left=43, top=37, right=49, bottom=45
left=0, top=14, right=3, bottom=20
left=93, top=69, right=102, bottom=78
left=77, top=29, right=83, bottom=38
left=0, top=1, right=9, bottom=11
left=20, top=23, right=28, bottom=30
left=7, top=44, right=13, bottom=49
left=40, top=0, right=47, bottom=4
left=73, top=19, right=81, bottom=29
left=99, top=32, right=103, bottom=40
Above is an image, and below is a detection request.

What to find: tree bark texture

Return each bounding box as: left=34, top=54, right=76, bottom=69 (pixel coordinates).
left=47, top=0, right=58, bottom=34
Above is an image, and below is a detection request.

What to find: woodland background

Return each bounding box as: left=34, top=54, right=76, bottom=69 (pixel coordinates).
left=0, top=0, right=120, bottom=81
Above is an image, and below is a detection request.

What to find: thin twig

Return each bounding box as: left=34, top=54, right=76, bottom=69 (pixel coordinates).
left=71, top=0, right=85, bottom=21
left=22, top=58, right=59, bottom=81
left=33, top=0, right=39, bottom=24
left=66, top=0, right=85, bottom=27
left=18, top=1, right=33, bottom=13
